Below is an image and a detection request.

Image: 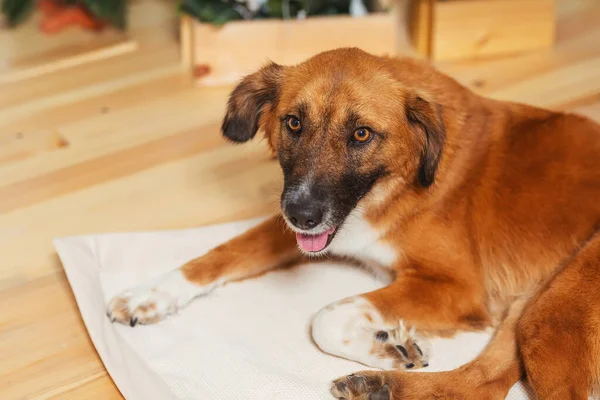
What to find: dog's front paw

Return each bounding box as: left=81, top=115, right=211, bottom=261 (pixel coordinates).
left=387, top=321, right=430, bottom=370
left=107, top=287, right=182, bottom=326
left=370, top=321, right=430, bottom=370
left=107, top=269, right=214, bottom=326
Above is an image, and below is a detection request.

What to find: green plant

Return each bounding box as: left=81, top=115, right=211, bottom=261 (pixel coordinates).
left=2, top=0, right=383, bottom=30
left=179, top=0, right=381, bottom=26
left=1, top=0, right=127, bottom=29
left=81, top=0, right=127, bottom=29
left=179, top=0, right=242, bottom=26
left=1, top=0, right=35, bottom=26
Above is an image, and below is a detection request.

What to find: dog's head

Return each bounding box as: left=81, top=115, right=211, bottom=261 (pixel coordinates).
left=222, top=48, right=446, bottom=254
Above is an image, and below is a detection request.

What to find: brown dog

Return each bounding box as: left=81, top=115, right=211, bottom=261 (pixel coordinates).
left=107, top=48, right=600, bottom=399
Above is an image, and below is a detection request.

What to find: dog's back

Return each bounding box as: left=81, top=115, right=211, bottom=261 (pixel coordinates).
left=455, top=98, right=600, bottom=305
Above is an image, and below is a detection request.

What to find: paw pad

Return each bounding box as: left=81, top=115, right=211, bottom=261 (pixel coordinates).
left=106, top=288, right=178, bottom=326
left=331, top=373, right=390, bottom=400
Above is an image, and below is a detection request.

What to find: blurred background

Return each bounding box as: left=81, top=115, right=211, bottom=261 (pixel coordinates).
left=1, top=0, right=599, bottom=398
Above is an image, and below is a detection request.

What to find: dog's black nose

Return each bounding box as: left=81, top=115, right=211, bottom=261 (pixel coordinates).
left=284, top=201, right=323, bottom=230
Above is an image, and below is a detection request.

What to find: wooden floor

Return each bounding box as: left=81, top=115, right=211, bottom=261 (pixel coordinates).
left=1, top=0, right=600, bottom=398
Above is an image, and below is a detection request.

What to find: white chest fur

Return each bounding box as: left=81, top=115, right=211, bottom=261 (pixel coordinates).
left=327, top=209, right=398, bottom=269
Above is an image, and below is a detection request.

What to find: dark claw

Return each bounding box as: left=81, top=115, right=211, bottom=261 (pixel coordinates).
left=405, top=362, right=415, bottom=369
left=423, top=362, right=429, bottom=367
left=130, top=317, right=138, bottom=327
left=414, top=343, right=423, bottom=356
left=375, top=331, right=389, bottom=342
left=110, top=316, right=116, bottom=323
left=396, top=345, right=409, bottom=358
left=369, top=384, right=390, bottom=400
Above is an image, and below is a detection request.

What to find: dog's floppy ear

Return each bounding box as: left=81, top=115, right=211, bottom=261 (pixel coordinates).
left=221, top=62, right=282, bottom=143
left=405, top=94, right=446, bottom=188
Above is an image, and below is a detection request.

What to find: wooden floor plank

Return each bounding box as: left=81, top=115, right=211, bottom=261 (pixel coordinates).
left=0, top=122, right=224, bottom=214
left=0, top=80, right=230, bottom=188
left=44, top=373, right=122, bottom=400
left=487, top=55, right=600, bottom=108
left=0, top=273, right=108, bottom=399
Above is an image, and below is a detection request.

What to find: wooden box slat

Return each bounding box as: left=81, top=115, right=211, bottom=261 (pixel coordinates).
left=181, top=12, right=398, bottom=86
left=408, top=0, right=556, bottom=61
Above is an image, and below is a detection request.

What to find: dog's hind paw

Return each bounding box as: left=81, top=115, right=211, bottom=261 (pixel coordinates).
left=331, top=372, right=391, bottom=400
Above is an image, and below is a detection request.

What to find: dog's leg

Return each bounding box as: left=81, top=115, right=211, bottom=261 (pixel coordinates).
left=312, top=274, right=490, bottom=371
left=107, top=215, right=298, bottom=326
left=330, top=294, right=528, bottom=400
left=518, top=231, right=600, bottom=400
left=330, top=231, right=600, bottom=400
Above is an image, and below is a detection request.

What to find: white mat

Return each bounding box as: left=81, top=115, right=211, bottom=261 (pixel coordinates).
left=54, top=217, right=536, bottom=400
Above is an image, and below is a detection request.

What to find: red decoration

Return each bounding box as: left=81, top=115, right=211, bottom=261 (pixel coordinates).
left=38, top=0, right=106, bottom=34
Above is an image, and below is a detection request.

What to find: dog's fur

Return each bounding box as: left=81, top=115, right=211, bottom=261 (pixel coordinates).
left=108, top=48, right=600, bottom=399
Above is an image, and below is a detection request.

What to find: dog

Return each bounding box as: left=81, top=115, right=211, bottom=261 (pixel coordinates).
left=108, top=47, right=600, bottom=399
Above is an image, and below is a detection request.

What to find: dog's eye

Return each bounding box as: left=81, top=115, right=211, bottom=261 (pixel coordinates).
left=286, top=116, right=302, bottom=133
left=352, top=128, right=372, bottom=143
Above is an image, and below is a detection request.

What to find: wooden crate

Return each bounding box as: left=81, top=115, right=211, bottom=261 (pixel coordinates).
left=180, top=12, right=400, bottom=87
left=407, top=0, right=556, bottom=61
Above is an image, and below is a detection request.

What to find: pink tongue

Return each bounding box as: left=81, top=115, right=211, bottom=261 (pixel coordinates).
left=296, top=227, right=335, bottom=252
